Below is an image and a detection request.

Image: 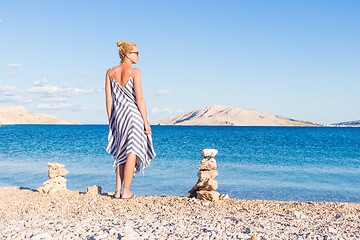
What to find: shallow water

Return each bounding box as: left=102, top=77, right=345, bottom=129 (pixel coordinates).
left=0, top=125, right=359, bottom=202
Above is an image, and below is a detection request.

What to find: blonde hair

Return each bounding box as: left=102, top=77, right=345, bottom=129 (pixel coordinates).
left=117, top=40, right=136, bottom=61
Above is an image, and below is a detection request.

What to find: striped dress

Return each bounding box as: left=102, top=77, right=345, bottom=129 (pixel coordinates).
left=106, top=68, right=156, bottom=174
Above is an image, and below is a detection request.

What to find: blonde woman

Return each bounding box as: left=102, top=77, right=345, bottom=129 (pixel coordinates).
left=105, top=40, right=156, bottom=199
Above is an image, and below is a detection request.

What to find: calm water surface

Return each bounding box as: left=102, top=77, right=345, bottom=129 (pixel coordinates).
left=0, top=125, right=359, bottom=203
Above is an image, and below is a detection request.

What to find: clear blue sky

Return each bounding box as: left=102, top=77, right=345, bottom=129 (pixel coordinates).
left=1, top=0, right=359, bottom=124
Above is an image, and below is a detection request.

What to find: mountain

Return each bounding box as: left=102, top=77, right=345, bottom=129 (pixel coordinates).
left=152, top=105, right=318, bottom=126
left=0, top=105, right=80, bottom=125
left=332, top=120, right=360, bottom=126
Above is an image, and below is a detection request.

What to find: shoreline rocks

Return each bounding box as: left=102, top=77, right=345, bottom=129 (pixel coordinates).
left=36, top=162, right=69, bottom=194
left=1, top=186, right=359, bottom=239
left=85, top=185, right=102, bottom=195
left=189, top=149, right=221, bottom=201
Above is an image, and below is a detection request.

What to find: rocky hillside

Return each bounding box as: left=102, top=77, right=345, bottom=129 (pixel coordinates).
left=152, top=105, right=318, bottom=126
left=332, top=120, right=360, bottom=126
left=0, top=105, right=80, bottom=125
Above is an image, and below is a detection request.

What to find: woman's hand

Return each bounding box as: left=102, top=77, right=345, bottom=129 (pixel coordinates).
left=144, top=122, right=151, bottom=135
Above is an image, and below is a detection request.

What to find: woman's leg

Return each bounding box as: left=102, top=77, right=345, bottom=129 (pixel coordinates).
left=122, top=153, right=136, bottom=198
left=114, top=164, right=125, bottom=198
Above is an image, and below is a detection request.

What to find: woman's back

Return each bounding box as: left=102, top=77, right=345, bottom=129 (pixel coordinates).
left=111, top=65, right=132, bottom=87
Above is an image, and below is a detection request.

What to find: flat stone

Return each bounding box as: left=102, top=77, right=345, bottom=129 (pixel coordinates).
left=40, top=176, right=67, bottom=194
left=188, top=197, right=198, bottom=203
left=48, top=185, right=67, bottom=194
left=94, top=233, right=109, bottom=239
left=121, top=231, right=140, bottom=240
left=42, top=184, right=54, bottom=193
left=196, top=190, right=220, bottom=202
left=197, top=170, right=218, bottom=181
left=188, top=179, right=201, bottom=197
left=198, top=158, right=217, bottom=170
left=30, top=232, right=52, bottom=240
left=36, top=186, right=45, bottom=193
left=57, top=167, right=69, bottom=177
left=48, top=166, right=69, bottom=179
left=43, top=176, right=67, bottom=185
left=201, top=158, right=213, bottom=164
left=48, top=169, right=58, bottom=179
left=293, top=211, right=306, bottom=219
left=200, top=149, right=218, bottom=158
left=47, top=162, right=65, bottom=169
left=219, top=194, right=229, bottom=199
left=196, top=179, right=218, bottom=191
left=85, top=185, right=102, bottom=195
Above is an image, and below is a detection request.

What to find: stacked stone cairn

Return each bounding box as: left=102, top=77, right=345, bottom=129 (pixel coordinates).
left=188, top=149, right=220, bottom=202
left=37, top=162, right=69, bottom=194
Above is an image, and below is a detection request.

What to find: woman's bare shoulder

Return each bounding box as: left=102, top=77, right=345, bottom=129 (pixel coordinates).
left=132, top=67, right=141, bottom=74
left=106, top=66, right=115, bottom=74
left=131, top=68, right=141, bottom=81
left=105, top=68, right=111, bottom=78
left=106, top=66, right=121, bottom=76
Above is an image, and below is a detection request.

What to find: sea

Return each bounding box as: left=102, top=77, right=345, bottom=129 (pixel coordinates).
left=0, top=125, right=359, bottom=203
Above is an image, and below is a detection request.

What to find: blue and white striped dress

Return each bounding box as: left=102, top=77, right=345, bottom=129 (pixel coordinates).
left=106, top=68, right=156, bottom=174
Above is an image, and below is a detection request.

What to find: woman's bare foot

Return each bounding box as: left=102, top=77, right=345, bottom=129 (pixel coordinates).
left=113, top=189, right=121, bottom=198
left=122, top=191, right=136, bottom=199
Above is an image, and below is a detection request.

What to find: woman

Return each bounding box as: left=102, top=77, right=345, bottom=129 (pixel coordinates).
left=105, top=40, right=156, bottom=199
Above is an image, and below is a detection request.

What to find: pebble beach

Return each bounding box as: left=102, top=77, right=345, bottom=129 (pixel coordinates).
left=1, top=187, right=359, bottom=240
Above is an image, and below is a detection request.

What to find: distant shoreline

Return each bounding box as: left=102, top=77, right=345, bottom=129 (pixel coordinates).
left=152, top=124, right=359, bottom=127
left=2, top=124, right=359, bottom=127
left=0, top=105, right=80, bottom=125
left=153, top=105, right=360, bottom=127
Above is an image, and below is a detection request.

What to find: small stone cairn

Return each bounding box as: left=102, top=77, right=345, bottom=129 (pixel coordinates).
left=37, top=162, right=69, bottom=194
left=85, top=185, right=102, bottom=195
left=188, top=149, right=220, bottom=202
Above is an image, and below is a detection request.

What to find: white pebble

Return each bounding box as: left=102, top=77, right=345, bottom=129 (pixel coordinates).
left=30, top=232, right=52, bottom=240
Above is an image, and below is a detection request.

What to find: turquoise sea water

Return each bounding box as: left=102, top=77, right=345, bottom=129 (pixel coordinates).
left=0, top=125, right=359, bottom=203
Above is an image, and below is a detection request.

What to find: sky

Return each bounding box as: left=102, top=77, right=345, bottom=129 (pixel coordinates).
left=0, top=0, right=359, bottom=124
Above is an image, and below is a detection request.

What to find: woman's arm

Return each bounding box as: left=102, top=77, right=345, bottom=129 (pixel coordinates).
left=132, top=68, right=151, bottom=135
left=105, top=69, right=112, bottom=122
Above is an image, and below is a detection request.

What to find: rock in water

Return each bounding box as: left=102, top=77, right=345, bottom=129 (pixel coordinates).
left=86, top=185, right=102, bottom=195
left=197, top=190, right=220, bottom=202
left=200, top=149, right=218, bottom=158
